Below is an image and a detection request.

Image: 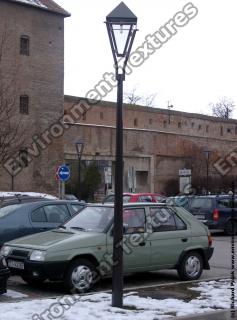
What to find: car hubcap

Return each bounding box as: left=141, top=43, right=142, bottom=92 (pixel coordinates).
left=185, top=256, right=200, bottom=277
left=71, top=265, right=93, bottom=291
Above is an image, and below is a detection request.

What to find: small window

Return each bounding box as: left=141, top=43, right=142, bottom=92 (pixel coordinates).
left=134, top=118, right=138, bottom=127
left=20, top=95, right=29, bottom=114
left=191, top=122, right=195, bottom=128
left=227, top=128, right=231, bottom=133
left=174, top=214, right=187, bottom=230
left=149, top=119, right=152, bottom=125
left=150, top=207, right=176, bottom=232
left=19, top=149, right=28, bottom=168
left=100, top=112, right=104, bottom=120
left=206, top=125, right=209, bottom=133
left=220, top=126, right=223, bottom=136
left=198, top=124, right=202, bottom=130
left=123, top=208, right=145, bottom=233
left=218, top=198, right=231, bottom=208
left=20, top=35, right=29, bottom=56
left=138, top=195, right=153, bottom=202
left=31, top=208, right=46, bottom=222
left=163, top=120, right=167, bottom=128
left=44, top=204, right=70, bottom=223
left=178, top=122, right=181, bottom=128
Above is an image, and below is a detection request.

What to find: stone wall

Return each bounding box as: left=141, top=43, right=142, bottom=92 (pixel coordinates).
left=64, top=96, right=237, bottom=195
left=0, top=1, right=65, bottom=195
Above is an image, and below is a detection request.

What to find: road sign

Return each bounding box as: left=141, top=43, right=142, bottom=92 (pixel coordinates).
left=104, top=167, right=112, bottom=184
left=179, top=169, right=191, bottom=176
left=56, top=165, right=70, bottom=182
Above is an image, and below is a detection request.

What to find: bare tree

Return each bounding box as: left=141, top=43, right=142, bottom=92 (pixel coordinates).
left=0, top=28, right=26, bottom=165
left=210, top=97, right=235, bottom=119
left=124, top=87, right=157, bottom=107
left=124, top=87, right=142, bottom=105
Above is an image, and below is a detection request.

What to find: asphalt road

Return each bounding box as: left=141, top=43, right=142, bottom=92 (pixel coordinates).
left=2, top=233, right=236, bottom=301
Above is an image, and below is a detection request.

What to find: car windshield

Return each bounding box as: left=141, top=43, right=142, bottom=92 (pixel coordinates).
left=0, top=204, right=25, bottom=218
left=64, top=206, right=114, bottom=232
left=190, top=198, right=213, bottom=210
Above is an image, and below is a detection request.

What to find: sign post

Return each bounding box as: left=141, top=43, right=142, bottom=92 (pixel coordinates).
left=56, top=165, right=70, bottom=199
left=179, top=169, right=192, bottom=194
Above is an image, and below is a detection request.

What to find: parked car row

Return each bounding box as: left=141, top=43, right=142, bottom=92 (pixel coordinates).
left=2, top=191, right=228, bottom=295
left=166, top=194, right=237, bottom=235
left=1, top=200, right=213, bottom=293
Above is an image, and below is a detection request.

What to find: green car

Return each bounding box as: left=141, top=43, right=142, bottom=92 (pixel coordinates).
left=1, top=203, right=213, bottom=292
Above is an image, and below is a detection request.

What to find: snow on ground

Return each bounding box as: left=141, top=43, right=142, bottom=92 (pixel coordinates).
left=0, top=280, right=236, bottom=320
left=3, top=290, right=28, bottom=299
left=0, top=191, right=58, bottom=200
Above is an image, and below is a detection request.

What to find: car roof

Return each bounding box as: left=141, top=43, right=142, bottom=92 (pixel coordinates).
left=87, top=202, right=174, bottom=208
left=191, top=195, right=236, bottom=198
left=124, top=193, right=164, bottom=196
left=0, top=200, right=84, bottom=210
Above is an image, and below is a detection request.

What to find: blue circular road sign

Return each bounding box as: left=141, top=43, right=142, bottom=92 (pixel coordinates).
left=57, top=165, right=70, bottom=182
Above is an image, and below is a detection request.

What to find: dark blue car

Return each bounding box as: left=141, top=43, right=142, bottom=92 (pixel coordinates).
left=188, top=195, right=237, bottom=235
left=0, top=200, right=85, bottom=248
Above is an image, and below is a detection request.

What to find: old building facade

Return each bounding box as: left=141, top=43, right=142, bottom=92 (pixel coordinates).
left=0, top=0, right=69, bottom=194
left=64, top=96, right=237, bottom=197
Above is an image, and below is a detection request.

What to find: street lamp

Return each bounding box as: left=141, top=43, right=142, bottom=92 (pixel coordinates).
left=203, top=149, right=211, bottom=195
left=105, top=2, right=138, bottom=308
left=76, top=140, right=84, bottom=198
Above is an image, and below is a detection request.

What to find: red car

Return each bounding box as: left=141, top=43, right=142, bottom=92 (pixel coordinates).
left=103, top=193, right=166, bottom=203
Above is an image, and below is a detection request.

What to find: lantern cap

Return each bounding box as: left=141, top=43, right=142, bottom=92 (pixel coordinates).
left=106, top=2, right=137, bottom=24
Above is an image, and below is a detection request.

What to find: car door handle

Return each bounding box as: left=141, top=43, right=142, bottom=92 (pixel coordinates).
left=139, top=241, right=146, bottom=246
left=181, top=238, right=188, bottom=242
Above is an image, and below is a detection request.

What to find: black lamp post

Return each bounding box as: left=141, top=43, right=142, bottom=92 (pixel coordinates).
left=105, top=2, right=138, bottom=308
left=76, top=140, right=84, bottom=198
left=203, top=149, right=211, bottom=195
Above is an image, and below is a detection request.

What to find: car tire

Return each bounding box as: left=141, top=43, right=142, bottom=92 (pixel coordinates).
left=21, top=275, right=46, bottom=286
left=177, top=251, right=203, bottom=281
left=224, top=220, right=237, bottom=236
left=64, top=258, right=99, bottom=293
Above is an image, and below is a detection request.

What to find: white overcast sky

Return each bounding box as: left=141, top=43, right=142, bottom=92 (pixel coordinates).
left=56, top=0, right=237, bottom=118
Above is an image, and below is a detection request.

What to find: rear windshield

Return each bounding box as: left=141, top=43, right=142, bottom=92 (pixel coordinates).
left=0, top=204, right=24, bottom=218
left=190, top=198, right=213, bottom=210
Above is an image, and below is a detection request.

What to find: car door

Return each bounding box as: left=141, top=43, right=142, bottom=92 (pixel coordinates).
left=148, top=206, right=191, bottom=268
left=106, top=207, right=150, bottom=273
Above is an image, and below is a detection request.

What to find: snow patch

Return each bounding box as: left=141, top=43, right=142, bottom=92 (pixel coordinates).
left=3, top=290, right=28, bottom=299
left=0, top=191, right=58, bottom=199
left=0, top=280, right=236, bottom=320
left=14, top=0, right=47, bottom=9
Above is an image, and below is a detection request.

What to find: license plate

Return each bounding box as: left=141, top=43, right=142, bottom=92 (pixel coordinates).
left=195, top=214, right=205, bottom=220
left=8, top=260, right=24, bottom=270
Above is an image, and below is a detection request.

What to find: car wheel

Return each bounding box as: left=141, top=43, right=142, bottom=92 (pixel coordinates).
left=177, top=251, right=203, bottom=281
left=64, top=258, right=99, bottom=293
left=21, top=275, right=46, bottom=286
left=224, top=220, right=237, bottom=236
